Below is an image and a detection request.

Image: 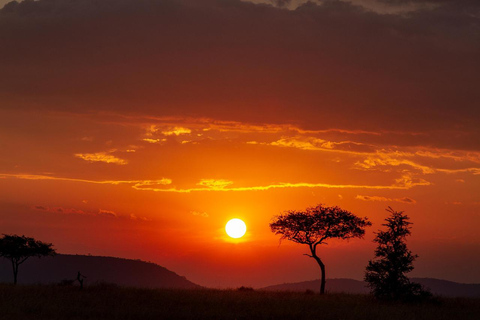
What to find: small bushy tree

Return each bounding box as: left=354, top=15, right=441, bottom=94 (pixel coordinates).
left=365, top=207, right=430, bottom=301
left=270, top=204, right=371, bottom=294
left=0, top=234, right=56, bottom=284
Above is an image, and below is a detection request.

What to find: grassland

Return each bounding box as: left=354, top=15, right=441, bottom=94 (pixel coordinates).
left=0, top=284, right=479, bottom=320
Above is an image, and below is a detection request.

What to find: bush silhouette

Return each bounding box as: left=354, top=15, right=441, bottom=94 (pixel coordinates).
left=365, top=207, right=431, bottom=301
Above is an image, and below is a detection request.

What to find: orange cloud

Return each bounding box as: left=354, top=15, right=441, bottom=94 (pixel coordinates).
left=32, top=204, right=150, bottom=220
left=98, top=209, right=117, bottom=218
left=33, top=205, right=86, bottom=214
left=437, top=168, right=480, bottom=175
left=132, top=174, right=431, bottom=193
left=415, top=150, right=480, bottom=164
left=75, top=152, right=128, bottom=165
left=355, top=195, right=417, bottom=204
left=355, top=153, right=435, bottom=174
left=264, top=137, right=374, bottom=154
left=142, top=138, right=161, bottom=143
left=191, top=211, right=209, bottom=218
left=2, top=172, right=430, bottom=193
left=0, top=173, right=171, bottom=187
left=196, top=179, right=234, bottom=189
left=162, top=127, right=191, bottom=136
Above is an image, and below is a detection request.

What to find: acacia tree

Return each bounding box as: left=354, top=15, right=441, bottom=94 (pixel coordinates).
left=270, top=204, right=371, bottom=294
left=0, top=234, right=56, bottom=284
left=364, top=207, right=429, bottom=300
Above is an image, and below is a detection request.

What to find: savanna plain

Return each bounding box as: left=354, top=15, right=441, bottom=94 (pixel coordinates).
left=1, top=284, right=479, bottom=320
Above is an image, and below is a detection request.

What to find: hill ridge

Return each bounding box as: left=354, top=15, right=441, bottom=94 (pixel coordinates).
left=0, top=253, right=201, bottom=289
left=262, top=277, right=480, bottom=297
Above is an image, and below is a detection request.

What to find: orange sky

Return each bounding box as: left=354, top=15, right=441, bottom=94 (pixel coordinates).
left=0, top=0, right=479, bottom=288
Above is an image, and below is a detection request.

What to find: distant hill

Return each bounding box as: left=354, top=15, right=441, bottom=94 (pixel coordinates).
left=0, top=254, right=200, bottom=289
left=263, top=278, right=369, bottom=294
left=262, top=278, right=480, bottom=297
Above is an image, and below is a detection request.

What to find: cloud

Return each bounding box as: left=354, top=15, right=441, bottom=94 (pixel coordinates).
left=129, top=213, right=150, bottom=221
left=355, top=195, right=417, bottom=204
left=444, top=201, right=463, bottom=205
left=0, top=173, right=172, bottom=188
left=196, top=179, right=234, bottom=189
left=33, top=205, right=86, bottom=215
left=437, top=168, right=480, bottom=175
left=75, top=152, right=128, bottom=165
left=268, top=136, right=375, bottom=154
left=98, top=209, right=117, bottom=218
left=393, top=174, right=430, bottom=189
left=191, top=211, right=209, bottom=218
left=32, top=204, right=149, bottom=220
left=133, top=174, right=431, bottom=193
left=355, top=153, right=436, bottom=174
left=162, top=127, right=191, bottom=136
left=2, top=172, right=430, bottom=194
left=142, top=138, right=161, bottom=143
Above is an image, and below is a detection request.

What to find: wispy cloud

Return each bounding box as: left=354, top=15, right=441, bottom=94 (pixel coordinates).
left=191, top=211, right=209, bottom=218
left=436, top=168, right=480, bottom=175
left=33, top=204, right=149, bottom=220
left=142, top=138, right=162, bottom=143
left=355, top=195, right=417, bottom=204
left=98, top=209, right=117, bottom=217
left=162, top=127, right=191, bottom=136
left=132, top=174, right=430, bottom=193
left=254, top=137, right=374, bottom=155
left=0, top=173, right=171, bottom=187
left=196, top=179, right=233, bottom=189
left=75, top=152, right=128, bottom=165
left=354, top=153, right=435, bottom=174
left=415, top=150, right=480, bottom=164
left=2, top=173, right=430, bottom=193
left=34, top=205, right=86, bottom=214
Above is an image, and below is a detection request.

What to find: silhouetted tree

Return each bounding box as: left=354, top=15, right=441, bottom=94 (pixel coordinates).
left=0, top=234, right=56, bottom=284
left=270, top=204, right=371, bottom=294
left=365, top=207, right=430, bottom=301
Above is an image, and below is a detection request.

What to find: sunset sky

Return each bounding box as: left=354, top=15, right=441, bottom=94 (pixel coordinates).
left=0, top=0, right=479, bottom=288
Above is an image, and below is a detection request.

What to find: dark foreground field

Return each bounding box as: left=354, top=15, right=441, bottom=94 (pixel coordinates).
left=1, top=284, right=479, bottom=320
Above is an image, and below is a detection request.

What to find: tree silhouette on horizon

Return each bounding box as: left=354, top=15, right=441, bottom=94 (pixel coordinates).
left=365, top=207, right=430, bottom=301
left=270, top=204, right=371, bottom=294
left=0, top=234, right=56, bottom=284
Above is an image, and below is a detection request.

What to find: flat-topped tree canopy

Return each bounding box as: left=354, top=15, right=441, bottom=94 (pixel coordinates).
left=271, top=204, right=371, bottom=245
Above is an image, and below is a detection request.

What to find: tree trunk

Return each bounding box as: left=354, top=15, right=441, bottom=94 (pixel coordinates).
left=311, top=254, right=326, bottom=294
left=319, top=259, right=326, bottom=294
left=12, top=260, right=18, bottom=285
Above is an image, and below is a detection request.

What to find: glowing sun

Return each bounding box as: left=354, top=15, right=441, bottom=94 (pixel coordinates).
left=225, top=219, right=247, bottom=239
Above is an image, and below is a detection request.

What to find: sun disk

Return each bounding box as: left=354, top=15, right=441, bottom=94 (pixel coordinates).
left=225, top=219, right=247, bottom=239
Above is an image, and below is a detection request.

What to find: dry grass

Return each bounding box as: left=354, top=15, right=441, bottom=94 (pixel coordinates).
left=0, top=283, right=479, bottom=319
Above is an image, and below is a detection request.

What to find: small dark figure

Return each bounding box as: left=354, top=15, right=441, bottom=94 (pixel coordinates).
left=76, top=271, right=86, bottom=289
